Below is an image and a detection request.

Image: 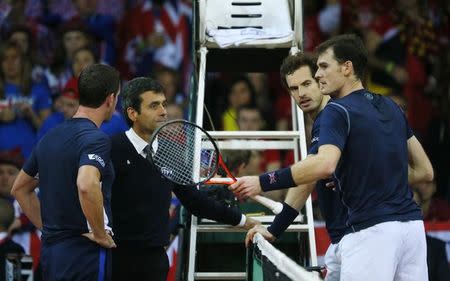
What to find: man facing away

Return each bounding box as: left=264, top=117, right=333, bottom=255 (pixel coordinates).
left=12, top=64, right=120, bottom=281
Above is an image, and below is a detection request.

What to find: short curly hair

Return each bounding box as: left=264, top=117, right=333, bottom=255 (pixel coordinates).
left=279, top=53, right=317, bottom=89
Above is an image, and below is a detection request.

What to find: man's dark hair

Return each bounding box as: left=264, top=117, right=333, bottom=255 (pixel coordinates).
left=0, top=198, right=14, bottom=230
left=121, top=77, right=165, bottom=127
left=78, top=64, right=120, bottom=108
left=316, top=34, right=368, bottom=80
left=280, top=53, right=318, bottom=89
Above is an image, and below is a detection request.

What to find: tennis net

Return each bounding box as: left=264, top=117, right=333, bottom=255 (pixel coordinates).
left=248, top=233, right=322, bottom=281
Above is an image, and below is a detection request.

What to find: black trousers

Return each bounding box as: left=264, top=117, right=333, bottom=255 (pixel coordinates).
left=112, top=243, right=169, bottom=281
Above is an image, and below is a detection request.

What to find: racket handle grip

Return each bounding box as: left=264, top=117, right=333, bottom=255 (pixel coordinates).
left=206, top=178, right=235, bottom=185
left=252, top=195, right=284, bottom=215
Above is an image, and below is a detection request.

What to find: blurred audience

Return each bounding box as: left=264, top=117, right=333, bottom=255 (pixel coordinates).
left=413, top=182, right=450, bottom=281
left=0, top=42, right=51, bottom=158
left=222, top=76, right=256, bottom=131
left=153, top=66, right=186, bottom=106
left=413, top=180, right=450, bottom=222
left=0, top=198, right=25, bottom=281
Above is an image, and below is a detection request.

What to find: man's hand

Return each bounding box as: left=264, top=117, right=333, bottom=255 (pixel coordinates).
left=243, top=216, right=261, bottom=230
left=245, top=225, right=275, bottom=247
left=83, top=232, right=116, bottom=249
left=229, top=176, right=261, bottom=199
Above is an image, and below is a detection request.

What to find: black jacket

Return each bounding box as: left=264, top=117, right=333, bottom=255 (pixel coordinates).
left=110, top=132, right=242, bottom=247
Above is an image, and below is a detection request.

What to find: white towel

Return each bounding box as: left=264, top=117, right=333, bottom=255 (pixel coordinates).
left=207, top=27, right=293, bottom=48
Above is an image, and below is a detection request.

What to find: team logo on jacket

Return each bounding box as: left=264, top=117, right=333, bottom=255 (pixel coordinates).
left=311, top=136, right=319, bottom=144
left=88, top=154, right=105, bottom=167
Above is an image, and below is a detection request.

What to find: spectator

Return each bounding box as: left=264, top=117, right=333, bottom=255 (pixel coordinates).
left=153, top=66, right=185, bottom=105
left=71, top=0, right=117, bottom=66
left=37, top=80, right=79, bottom=140
left=364, top=0, right=437, bottom=139
left=118, top=0, right=191, bottom=83
left=7, top=25, right=49, bottom=78
left=0, top=151, right=40, bottom=277
left=236, top=105, right=285, bottom=202
left=38, top=79, right=127, bottom=139
left=45, top=21, right=90, bottom=96
left=0, top=150, right=22, bottom=201
left=237, top=105, right=281, bottom=172
left=0, top=198, right=25, bottom=281
left=0, top=42, right=51, bottom=158
left=222, top=76, right=256, bottom=131
left=0, top=0, right=55, bottom=67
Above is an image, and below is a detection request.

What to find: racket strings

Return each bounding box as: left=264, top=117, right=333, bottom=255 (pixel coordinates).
left=151, top=122, right=218, bottom=185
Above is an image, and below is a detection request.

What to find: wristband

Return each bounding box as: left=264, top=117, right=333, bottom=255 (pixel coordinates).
left=259, top=167, right=296, bottom=192
left=267, top=202, right=299, bottom=238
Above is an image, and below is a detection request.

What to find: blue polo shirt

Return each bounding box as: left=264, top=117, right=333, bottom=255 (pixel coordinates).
left=309, top=111, right=348, bottom=243
left=318, top=89, right=421, bottom=232
left=23, top=118, right=114, bottom=243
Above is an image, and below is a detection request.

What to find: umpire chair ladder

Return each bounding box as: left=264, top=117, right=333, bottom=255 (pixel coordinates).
left=186, top=0, right=317, bottom=280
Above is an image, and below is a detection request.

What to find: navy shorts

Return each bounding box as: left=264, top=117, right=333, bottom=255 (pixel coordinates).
left=41, top=236, right=112, bottom=281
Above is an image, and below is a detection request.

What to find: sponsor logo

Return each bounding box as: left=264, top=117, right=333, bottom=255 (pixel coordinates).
left=161, top=167, right=173, bottom=178
left=88, top=154, right=105, bottom=167
left=311, top=136, right=319, bottom=143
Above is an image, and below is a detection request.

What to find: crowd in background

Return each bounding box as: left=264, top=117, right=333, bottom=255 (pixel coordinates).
left=0, top=0, right=449, bottom=278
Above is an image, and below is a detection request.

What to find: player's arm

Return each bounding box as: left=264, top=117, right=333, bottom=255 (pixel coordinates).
left=11, top=170, right=41, bottom=229
left=283, top=154, right=317, bottom=210
left=243, top=154, right=330, bottom=244
left=77, top=165, right=115, bottom=248
left=284, top=183, right=316, bottom=210
left=174, top=186, right=260, bottom=230
left=245, top=182, right=315, bottom=244
left=291, top=145, right=340, bottom=185
left=407, top=136, right=433, bottom=184
left=231, top=145, right=340, bottom=199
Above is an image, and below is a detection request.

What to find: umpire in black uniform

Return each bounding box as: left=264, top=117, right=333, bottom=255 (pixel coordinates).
left=110, top=77, right=259, bottom=281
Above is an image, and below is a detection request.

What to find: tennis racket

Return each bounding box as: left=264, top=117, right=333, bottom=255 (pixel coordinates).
left=148, top=119, right=283, bottom=214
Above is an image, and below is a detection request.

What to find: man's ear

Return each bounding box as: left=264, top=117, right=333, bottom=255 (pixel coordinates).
left=126, top=107, right=138, bottom=122
left=106, top=93, right=115, bottom=107
left=342, top=61, right=354, bottom=77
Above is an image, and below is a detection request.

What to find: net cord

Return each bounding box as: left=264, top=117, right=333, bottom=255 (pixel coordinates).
left=253, top=233, right=321, bottom=281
